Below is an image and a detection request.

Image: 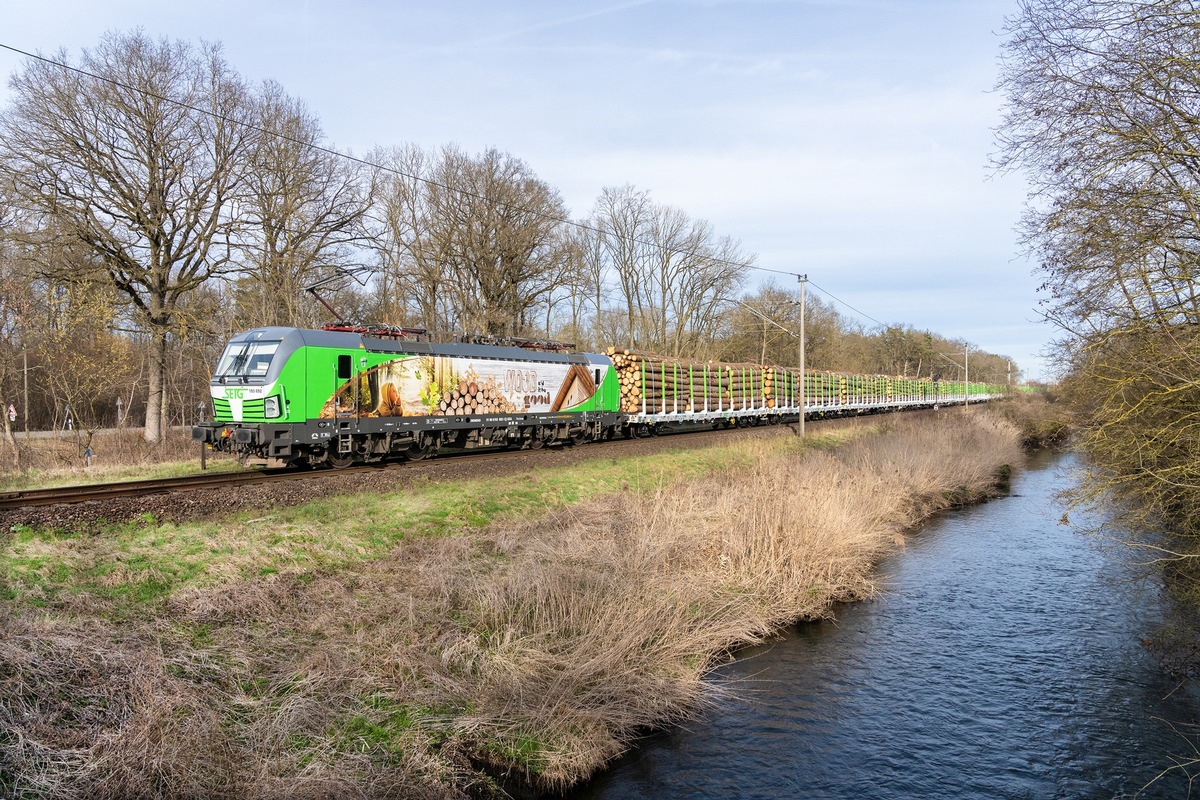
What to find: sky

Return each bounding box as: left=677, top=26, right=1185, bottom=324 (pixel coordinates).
left=0, top=0, right=1052, bottom=380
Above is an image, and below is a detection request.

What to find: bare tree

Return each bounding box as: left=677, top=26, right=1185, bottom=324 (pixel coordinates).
left=0, top=31, right=256, bottom=443
left=664, top=228, right=748, bottom=358
left=997, top=0, right=1200, bottom=337
left=369, top=144, right=456, bottom=333
left=368, top=144, right=574, bottom=337
left=432, top=146, right=573, bottom=336
left=0, top=178, right=33, bottom=465
left=236, top=80, right=374, bottom=330
left=544, top=224, right=601, bottom=348
left=719, top=283, right=840, bottom=369
left=997, top=0, right=1200, bottom=553
left=587, top=185, right=751, bottom=356
left=39, top=278, right=137, bottom=454
left=591, top=185, right=654, bottom=347
left=875, top=325, right=938, bottom=378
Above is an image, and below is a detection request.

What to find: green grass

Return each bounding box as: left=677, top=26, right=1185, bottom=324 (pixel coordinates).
left=486, top=730, right=548, bottom=775
left=329, top=696, right=462, bottom=760
left=0, top=428, right=864, bottom=618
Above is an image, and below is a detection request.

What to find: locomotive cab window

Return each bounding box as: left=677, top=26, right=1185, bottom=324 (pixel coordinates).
left=337, top=355, right=352, bottom=381
left=214, top=340, right=281, bottom=381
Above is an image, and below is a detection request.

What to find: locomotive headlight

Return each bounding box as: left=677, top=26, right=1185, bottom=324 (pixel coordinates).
left=264, top=395, right=281, bottom=419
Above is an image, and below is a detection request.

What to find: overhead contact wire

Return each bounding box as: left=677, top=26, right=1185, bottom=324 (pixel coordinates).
left=0, top=41, right=900, bottom=334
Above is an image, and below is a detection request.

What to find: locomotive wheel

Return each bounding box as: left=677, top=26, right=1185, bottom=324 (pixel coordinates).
left=527, top=427, right=547, bottom=449
left=328, top=451, right=355, bottom=470
left=405, top=441, right=433, bottom=461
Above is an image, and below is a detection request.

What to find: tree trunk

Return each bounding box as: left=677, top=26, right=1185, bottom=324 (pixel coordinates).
left=2, top=403, right=18, bottom=469
left=144, top=328, right=169, bottom=444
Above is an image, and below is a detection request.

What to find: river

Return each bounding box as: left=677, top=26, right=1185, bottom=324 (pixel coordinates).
left=572, top=450, right=1200, bottom=799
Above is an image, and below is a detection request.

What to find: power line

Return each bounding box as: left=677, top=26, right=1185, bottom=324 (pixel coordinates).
left=739, top=275, right=893, bottom=331
left=0, top=40, right=907, bottom=338
left=806, top=279, right=890, bottom=330
left=0, top=40, right=759, bottom=273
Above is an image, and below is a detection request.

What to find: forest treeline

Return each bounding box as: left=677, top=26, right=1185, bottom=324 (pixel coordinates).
left=997, top=0, right=1200, bottom=619
left=0, top=31, right=1015, bottom=445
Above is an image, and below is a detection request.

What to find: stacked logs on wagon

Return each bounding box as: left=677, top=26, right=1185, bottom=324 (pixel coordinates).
left=763, top=365, right=804, bottom=409
left=607, top=348, right=807, bottom=414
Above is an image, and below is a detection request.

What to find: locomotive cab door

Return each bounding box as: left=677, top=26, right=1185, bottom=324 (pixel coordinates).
left=337, top=354, right=352, bottom=416
left=332, top=353, right=367, bottom=420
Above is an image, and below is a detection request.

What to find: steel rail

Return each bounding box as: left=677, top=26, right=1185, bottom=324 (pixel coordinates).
left=0, top=468, right=305, bottom=509
left=0, top=444, right=561, bottom=510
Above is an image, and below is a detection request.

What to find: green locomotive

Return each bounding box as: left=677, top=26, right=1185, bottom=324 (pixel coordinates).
left=193, top=325, right=623, bottom=468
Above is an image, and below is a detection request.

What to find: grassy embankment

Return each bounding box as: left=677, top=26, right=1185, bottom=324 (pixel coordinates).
left=1, top=411, right=1023, bottom=799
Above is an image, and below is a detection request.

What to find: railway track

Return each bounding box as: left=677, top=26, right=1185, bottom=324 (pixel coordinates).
left=0, top=442, right=591, bottom=510
left=0, top=408, right=949, bottom=511
left=0, top=468, right=316, bottom=510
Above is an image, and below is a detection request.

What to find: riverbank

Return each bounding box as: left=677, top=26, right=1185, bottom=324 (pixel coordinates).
left=1, top=411, right=1022, bottom=798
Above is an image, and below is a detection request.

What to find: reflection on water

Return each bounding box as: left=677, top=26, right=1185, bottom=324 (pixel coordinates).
left=573, top=451, right=1200, bottom=800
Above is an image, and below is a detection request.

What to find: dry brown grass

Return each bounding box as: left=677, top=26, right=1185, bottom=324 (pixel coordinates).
left=996, top=391, right=1074, bottom=447
left=443, top=412, right=1023, bottom=787
left=0, top=411, right=1022, bottom=798
left=0, top=428, right=234, bottom=490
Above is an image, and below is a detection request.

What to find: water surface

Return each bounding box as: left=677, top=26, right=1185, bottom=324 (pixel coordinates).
left=573, top=451, right=1200, bottom=799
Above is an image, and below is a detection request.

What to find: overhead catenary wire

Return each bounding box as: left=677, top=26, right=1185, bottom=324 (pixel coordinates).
left=0, top=40, right=914, bottom=342
left=0, top=41, right=759, bottom=274
left=806, top=279, right=890, bottom=330
left=738, top=280, right=891, bottom=333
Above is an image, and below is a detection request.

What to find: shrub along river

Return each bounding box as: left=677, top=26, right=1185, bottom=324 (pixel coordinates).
left=572, top=450, right=1200, bottom=799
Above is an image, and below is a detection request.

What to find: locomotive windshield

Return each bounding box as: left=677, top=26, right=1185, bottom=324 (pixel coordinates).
left=213, top=340, right=281, bottom=381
